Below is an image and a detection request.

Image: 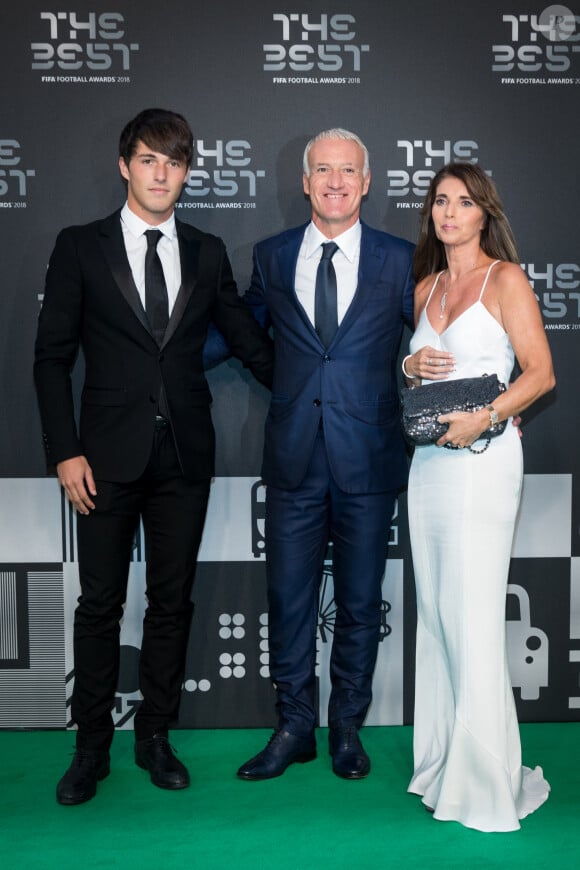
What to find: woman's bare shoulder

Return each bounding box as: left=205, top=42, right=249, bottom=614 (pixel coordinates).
left=415, top=272, right=438, bottom=299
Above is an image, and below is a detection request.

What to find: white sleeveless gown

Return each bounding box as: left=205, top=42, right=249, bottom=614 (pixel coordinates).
left=406, top=262, right=550, bottom=832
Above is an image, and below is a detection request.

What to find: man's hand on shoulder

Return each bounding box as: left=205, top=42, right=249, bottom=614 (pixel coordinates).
left=57, top=456, right=97, bottom=515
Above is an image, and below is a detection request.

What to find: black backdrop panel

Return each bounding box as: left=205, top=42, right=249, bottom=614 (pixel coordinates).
left=1, top=0, right=579, bottom=727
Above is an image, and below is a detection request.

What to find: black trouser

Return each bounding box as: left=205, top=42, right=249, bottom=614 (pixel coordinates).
left=72, top=426, right=210, bottom=750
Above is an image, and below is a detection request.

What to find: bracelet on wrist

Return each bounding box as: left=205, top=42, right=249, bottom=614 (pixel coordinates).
left=402, top=354, right=416, bottom=379
left=485, top=403, right=500, bottom=426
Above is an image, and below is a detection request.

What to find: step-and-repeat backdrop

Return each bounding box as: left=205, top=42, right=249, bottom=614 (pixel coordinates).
left=1, top=0, right=579, bottom=730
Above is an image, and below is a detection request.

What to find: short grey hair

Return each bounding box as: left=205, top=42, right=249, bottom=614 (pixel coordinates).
left=303, top=128, right=370, bottom=178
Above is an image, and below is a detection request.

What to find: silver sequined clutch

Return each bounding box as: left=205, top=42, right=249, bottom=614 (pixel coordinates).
left=401, top=373, right=507, bottom=446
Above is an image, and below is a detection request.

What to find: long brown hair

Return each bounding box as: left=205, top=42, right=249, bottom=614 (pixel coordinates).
left=413, top=163, right=520, bottom=282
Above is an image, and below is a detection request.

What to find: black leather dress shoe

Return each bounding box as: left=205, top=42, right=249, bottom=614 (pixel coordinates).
left=135, top=735, right=190, bottom=789
left=237, top=729, right=317, bottom=780
left=56, top=749, right=110, bottom=805
left=329, top=726, right=370, bottom=779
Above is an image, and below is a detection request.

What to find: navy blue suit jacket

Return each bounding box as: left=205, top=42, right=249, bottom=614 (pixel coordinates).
left=245, top=221, right=415, bottom=493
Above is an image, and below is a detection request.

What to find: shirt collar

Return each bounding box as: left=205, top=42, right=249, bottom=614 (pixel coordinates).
left=121, top=202, right=176, bottom=240
left=304, top=220, right=361, bottom=263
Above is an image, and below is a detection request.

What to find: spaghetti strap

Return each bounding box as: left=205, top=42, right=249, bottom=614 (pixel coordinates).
left=478, top=260, right=501, bottom=301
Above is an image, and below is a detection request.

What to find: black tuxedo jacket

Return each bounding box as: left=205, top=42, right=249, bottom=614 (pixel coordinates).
left=34, top=210, right=273, bottom=482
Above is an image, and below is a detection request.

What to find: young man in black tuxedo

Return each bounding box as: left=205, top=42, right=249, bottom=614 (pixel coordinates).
left=34, top=108, right=273, bottom=805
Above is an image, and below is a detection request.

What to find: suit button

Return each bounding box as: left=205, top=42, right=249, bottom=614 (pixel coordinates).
left=313, top=399, right=321, bottom=407
left=322, top=354, right=330, bottom=362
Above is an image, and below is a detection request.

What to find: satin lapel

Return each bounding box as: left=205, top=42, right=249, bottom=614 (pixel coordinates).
left=162, top=224, right=199, bottom=348
left=98, top=212, right=151, bottom=336
left=336, top=224, right=386, bottom=337
left=275, top=226, right=316, bottom=336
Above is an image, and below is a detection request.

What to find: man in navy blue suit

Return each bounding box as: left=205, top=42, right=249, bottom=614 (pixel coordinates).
left=237, top=129, right=415, bottom=781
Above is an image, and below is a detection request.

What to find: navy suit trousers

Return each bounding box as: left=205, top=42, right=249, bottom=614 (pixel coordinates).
left=265, top=429, right=397, bottom=736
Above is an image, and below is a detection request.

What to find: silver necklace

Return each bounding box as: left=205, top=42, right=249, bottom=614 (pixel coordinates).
left=439, top=263, right=481, bottom=319
left=439, top=272, right=449, bottom=319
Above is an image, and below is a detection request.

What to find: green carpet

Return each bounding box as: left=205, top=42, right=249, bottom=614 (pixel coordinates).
left=0, top=725, right=578, bottom=869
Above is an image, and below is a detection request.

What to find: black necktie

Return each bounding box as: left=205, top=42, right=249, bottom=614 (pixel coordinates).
left=144, top=229, right=169, bottom=345
left=314, top=241, right=339, bottom=347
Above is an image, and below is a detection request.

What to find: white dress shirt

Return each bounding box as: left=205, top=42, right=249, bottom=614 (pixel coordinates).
left=120, top=203, right=182, bottom=315
left=294, top=220, right=361, bottom=327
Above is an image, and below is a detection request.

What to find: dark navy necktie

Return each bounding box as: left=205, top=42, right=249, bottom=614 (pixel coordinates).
left=314, top=241, right=339, bottom=347
left=144, top=229, right=169, bottom=345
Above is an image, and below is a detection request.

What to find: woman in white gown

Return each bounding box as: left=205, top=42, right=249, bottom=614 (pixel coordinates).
left=402, top=163, right=555, bottom=832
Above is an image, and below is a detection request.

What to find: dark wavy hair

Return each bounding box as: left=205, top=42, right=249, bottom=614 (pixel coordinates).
left=413, top=163, right=519, bottom=282
left=119, top=108, right=193, bottom=166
